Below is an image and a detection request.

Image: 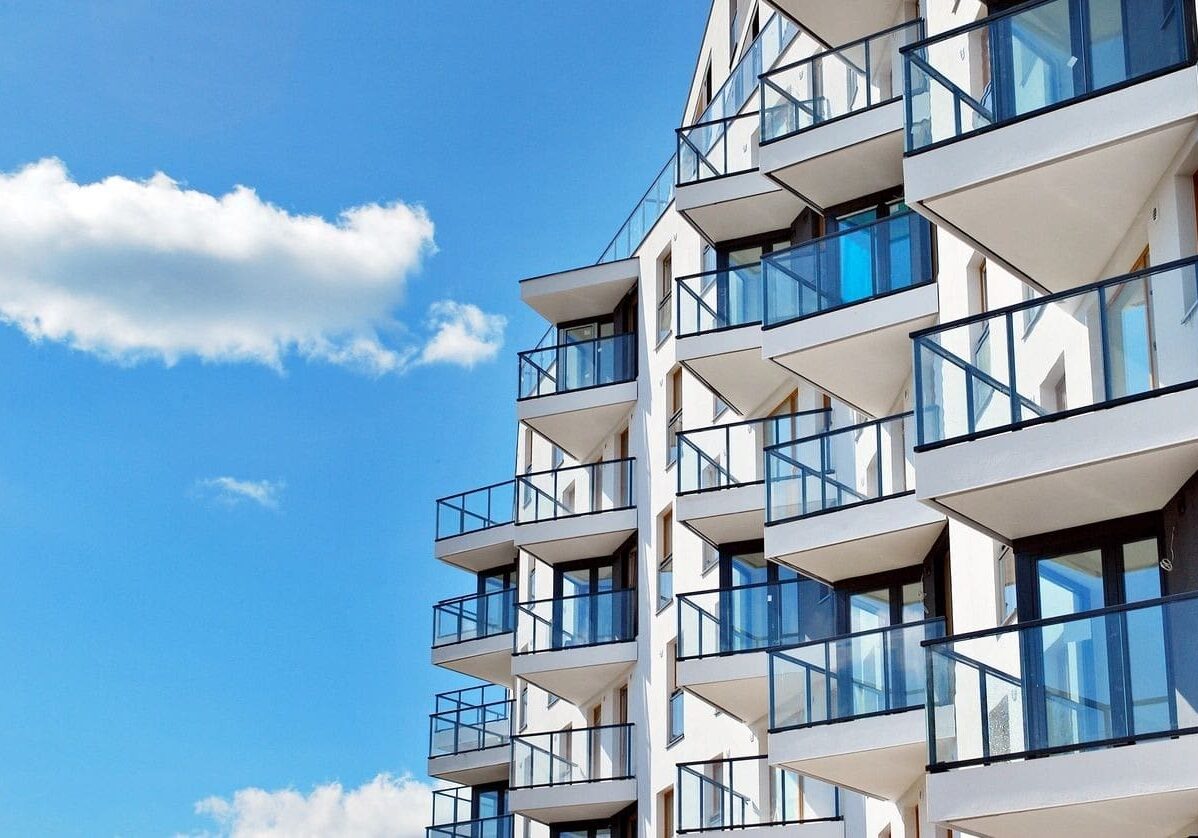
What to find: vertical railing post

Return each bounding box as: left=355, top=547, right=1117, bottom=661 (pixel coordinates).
left=1097, top=284, right=1113, bottom=402
left=1006, top=311, right=1021, bottom=424
left=876, top=420, right=885, bottom=498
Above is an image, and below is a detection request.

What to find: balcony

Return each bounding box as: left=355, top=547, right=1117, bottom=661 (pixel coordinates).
left=428, top=787, right=521, bottom=838
left=758, top=21, right=924, bottom=212
left=769, top=618, right=945, bottom=800
left=764, top=414, right=945, bottom=583
left=674, top=264, right=793, bottom=416
left=677, top=755, right=844, bottom=837
left=925, top=594, right=1198, bottom=837
left=903, top=0, right=1198, bottom=291
left=675, top=111, right=807, bottom=245
left=913, top=257, right=1198, bottom=542
left=676, top=409, right=830, bottom=545
left=509, top=724, right=637, bottom=824
left=521, top=259, right=638, bottom=326
left=516, top=333, right=637, bottom=460
left=511, top=588, right=637, bottom=705
left=435, top=480, right=516, bottom=573
left=513, top=459, right=637, bottom=564
left=760, top=211, right=936, bottom=417
left=676, top=576, right=835, bottom=723
left=771, top=0, right=908, bottom=48
left=428, top=685, right=511, bottom=786
left=431, top=588, right=516, bottom=686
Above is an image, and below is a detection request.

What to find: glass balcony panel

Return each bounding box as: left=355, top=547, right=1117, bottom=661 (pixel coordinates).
left=765, top=413, right=913, bottom=523
left=435, top=480, right=516, bottom=539
left=432, top=588, right=516, bottom=647
left=678, top=756, right=842, bottom=832
left=915, top=259, right=1198, bottom=446
left=676, top=263, right=764, bottom=336
left=762, top=211, right=933, bottom=327
left=429, top=686, right=512, bottom=758
left=676, top=409, right=830, bottom=494
left=511, top=724, right=633, bottom=788
left=515, top=588, right=636, bottom=654
left=676, top=576, right=835, bottom=659
left=904, top=0, right=1194, bottom=151
left=517, top=333, right=635, bottom=399
left=761, top=20, right=924, bottom=143
left=927, top=593, right=1198, bottom=769
left=677, top=112, right=760, bottom=184
left=516, top=459, right=635, bottom=523
left=770, top=619, right=945, bottom=731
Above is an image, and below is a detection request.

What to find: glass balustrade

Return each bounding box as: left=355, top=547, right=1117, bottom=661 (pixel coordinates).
left=677, top=755, right=841, bottom=833
left=510, top=724, right=634, bottom=788
left=429, top=685, right=512, bottom=758
left=515, top=459, right=635, bottom=524
left=428, top=788, right=516, bottom=838
left=436, top=480, right=516, bottom=539
left=432, top=588, right=516, bottom=647
left=675, top=263, right=764, bottom=337
left=677, top=110, right=760, bottom=184
left=677, top=576, right=835, bottom=659
left=515, top=588, right=636, bottom=654
left=677, top=409, right=830, bottom=494
left=517, top=333, right=636, bottom=399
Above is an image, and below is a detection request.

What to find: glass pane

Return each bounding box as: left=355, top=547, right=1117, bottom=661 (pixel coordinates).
left=850, top=589, right=891, bottom=632
left=1037, top=550, right=1104, bottom=618
left=1038, top=614, right=1114, bottom=747
left=1105, top=278, right=1153, bottom=399
left=1122, top=538, right=1162, bottom=603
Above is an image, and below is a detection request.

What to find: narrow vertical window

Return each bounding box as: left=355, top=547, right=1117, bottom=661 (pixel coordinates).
left=657, top=507, right=674, bottom=612
left=658, top=250, right=673, bottom=344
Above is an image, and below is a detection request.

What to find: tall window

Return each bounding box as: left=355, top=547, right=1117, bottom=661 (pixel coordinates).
left=518, top=682, right=529, bottom=731
left=658, top=250, right=673, bottom=344
left=657, top=508, right=674, bottom=612
left=667, top=639, right=684, bottom=745
left=660, top=786, right=675, bottom=837
left=667, top=367, right=683, bottom=466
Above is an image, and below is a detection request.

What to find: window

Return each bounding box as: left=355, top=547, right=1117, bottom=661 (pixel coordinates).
left=729, top=0, right=740, bottom=58
left=1021, top=282, right=1044, bottom=334
left=996, top=546, right=1017, bottom=624
left=713, top=392, right=730, bottom=420
left=694, top=61, right=712, bottom=122
left=667, top=367, right=683, bottom=467
left=658, top=508, right=674, bottom=612
left=547, top=691, right=559, bottom=708
left=702, top=542, right=719, bottom=574
left=667, top=640, right=684, bottom=745
left=657, top=250, right=673, bottom=344
left=551, top=445, right=565, bottom=470
left=660, top=786, right=675, bottom=837
left=518, top=682, right=529, bottom=731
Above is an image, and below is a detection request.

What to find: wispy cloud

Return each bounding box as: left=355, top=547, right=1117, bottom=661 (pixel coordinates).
left=185, top=773, right=433, bottom=838
left=0, top=158, right=505, bottom=375
left=196, top=477, right=285, bottom=510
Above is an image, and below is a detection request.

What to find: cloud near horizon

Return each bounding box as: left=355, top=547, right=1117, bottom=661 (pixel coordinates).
left=187, top=774, right=433, bottom=838
left=196, top=477, right=285, bottom=510
left=0, top=158, right=505, bottom=374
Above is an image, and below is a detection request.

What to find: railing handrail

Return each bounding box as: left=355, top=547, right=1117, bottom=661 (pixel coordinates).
left=676, top=753, right=768, bottom=770
left=766, top=207, right=920, bottom=261
left=429, top=697, right=513, bottom=722
left=901, top=0, right=1103, bottom=54
left=434, top=478, right=516, bottom=507
left=517, top=330, right=635, bottom=359
left=773, top=616, right=944, bottom=661
left=697, top=11, right=791, bottom=125
left=517, top=456, right=635, bottom=482
left=518, top=586, right=636, bottom=610
left=433, top=587, right=515, bottom=610
left=677, top=574, right=809, bottom=605
left=677, top=108, right=761, bottom=134
left=765, top=410, right=911, bottom=453
left=913, top=253, right=1198, bottom=339
left=434, top=683, right=508, bottom=705
left=681, top=406, right=831, bottom=440
left=513, top=721, right=635, bottom=740
left=767, top=17, right=925, bottom=79
left=925, top=589, right=1198, bottom=647
left=675, top=262, right=762, bottom=284
left=596, top=156, right=675, bottom=263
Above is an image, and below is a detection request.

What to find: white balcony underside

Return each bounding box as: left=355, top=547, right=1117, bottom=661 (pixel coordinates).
left=677, top=650, right=768, bottom=723
left=765, top=495, right=945, bottom=584
left=906, top=68, right=1198, bottom=292
left=761, top=282, right=939, bottom=418
left=517, top=381, right=638, bottom=462
left=509, top=778, right=637, bottom=824
left=927, top=735, right=1198, bottom=838
left=770, top=709, right=926, bottom=800
left=434, top=523, right=517, bottom=573
left=427, top=746, right=509, bottom=787
left=677, top=171, right=808, bottom=244
left=678, top=329, right=792, bottom=416
left=915, top=387, right=1198, bottom=542
left=430, top=632, right=513, bottom=687
left=677, top=483, right=765, bottom=546
left=514, top=507, right=638, bottom=564
left=520, top=258, right=639, bottom=324
left=772, top=0, right=904, bottom=48
left=760, top=101, right=904, bottom=212
left=511, top=641, right=637, bottom=707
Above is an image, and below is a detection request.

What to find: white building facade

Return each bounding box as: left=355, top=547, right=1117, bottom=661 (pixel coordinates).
left=425, top=2, right=1198, bottom=837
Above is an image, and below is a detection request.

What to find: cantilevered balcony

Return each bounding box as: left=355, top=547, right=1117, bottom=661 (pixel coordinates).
left=677, top=755, right=844, bottom=837
left=913, top=256, right=1198, bottom=542
left=903, top=0, right=1198, bottom=291
left=760, top=211, right=936, bottom=417
left=431, top=588, right=516, bottom=686
left=509, top=723, right=637, bottom=824
left=428, top=685, right=512, bottom=786
left=769, top=618, right=945, bottom=800
left=676, top=576, right=835, bottom=723
left=925, top=594, right=1198, bottom=837
left=521, top=259, right=639, bottom=326
left=513, top=459, right=637, bottom=564
left=511, top=588, right=637, bottom=706
left=758, top=21, right=924, bottom=212
left=764, top=414, right=945, bottom=583
left=676, top=409, right=830, bottom=545
left=428, top=786, right=521, bottom=838
left=674, top=264, right=792, bottom=416
left=771, top=0, right=908, bottom=49
left=435, top=480, right=516, bottom=573
left=675, top=111, right=806, bottom=245
left=516, top=333, right=637, bottom=460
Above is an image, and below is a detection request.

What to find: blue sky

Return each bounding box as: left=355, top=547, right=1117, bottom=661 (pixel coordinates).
left=0, top=2, right=705, bottom=835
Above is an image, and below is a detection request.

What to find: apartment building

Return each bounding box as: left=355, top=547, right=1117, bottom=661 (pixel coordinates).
left=425, top=1, right=1198, bottom=837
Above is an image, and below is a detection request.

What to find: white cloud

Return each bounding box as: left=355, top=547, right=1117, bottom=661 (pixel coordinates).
left=0, top=158, right=504, bottom=374
left=418, top=300, right=507, bottom=368
left=197, top=477, right=285, bottom=510
left=189, top=774, right=433, bottom=838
